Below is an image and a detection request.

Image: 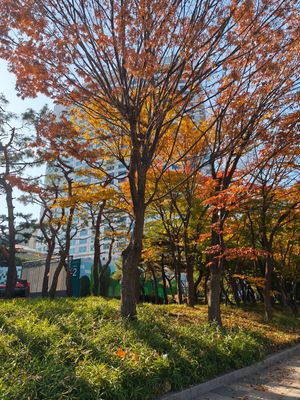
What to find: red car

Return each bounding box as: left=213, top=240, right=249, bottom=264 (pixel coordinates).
left=0, top=279, right=30, bottom=297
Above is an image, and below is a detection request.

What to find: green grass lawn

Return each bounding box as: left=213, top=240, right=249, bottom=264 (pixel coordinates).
left=0, top=298, right=299, bottom=400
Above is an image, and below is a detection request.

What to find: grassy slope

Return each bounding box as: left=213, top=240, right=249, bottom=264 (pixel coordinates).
left=0, top=298, right=299, bottom=400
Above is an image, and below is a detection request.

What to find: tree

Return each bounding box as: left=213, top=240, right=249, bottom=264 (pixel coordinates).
left=200, top=1, right=300, bottom=324
left=147, top=169, right=209, bottom=305
left=0, top=95, right=36, bottom=298
left=25, top=108, right=84, bottom=298
left=0, top=0, right=263, bottom=319
left=72, top=180, right=119, bottom=296
left=245, top=153, right=300, bottom=320
left=22, top=181, right=65, bottom=297
left=273, top=213, right=300, bottom=314
left=1, top=0, right=299, bottom=322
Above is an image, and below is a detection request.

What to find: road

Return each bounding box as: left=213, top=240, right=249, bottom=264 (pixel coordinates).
left=198, top=354, right=300, bottom=400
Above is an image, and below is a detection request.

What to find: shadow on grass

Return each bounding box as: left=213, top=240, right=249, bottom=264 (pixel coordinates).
left=0, top=299, right=299, bottom=400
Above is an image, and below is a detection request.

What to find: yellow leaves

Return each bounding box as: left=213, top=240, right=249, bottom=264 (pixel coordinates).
left=82, top=132, right=91, bottom=140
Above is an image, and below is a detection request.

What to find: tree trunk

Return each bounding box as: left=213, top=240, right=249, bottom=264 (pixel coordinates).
left=264, top=255, right=273, bottom=321
left=204, top=272, right=209, bottom=305
left=161, top=255, right=168, bottom=305
left=239, top=279, right=248, bottom=304
left=174, top=247, right=183, bottom=304
left=256, top=286, right=265, bottom=302
left=92, top=208, right=102, bottom=295
left=247, top=284, right=256, bottom=304
left=99, top=267, right=109, bottom=297
left=273, top=274, right=288, bottom=307
left=150, top=266, right=159, bottom=304
left=42, top=240, right=55, bottom=297
left=99, top=272, right=106, bottom=296
left=48, top=256, right=65, bottom=298
left=48, top=207, right=74, bottom=298
left=229, top=278, right=240, bottom=306
left=193, top=267, right=203, bottom=304
left=65, top=260, right=72, bottom=297
left=176, top=275, right=183, bottom=304
left=183, top=228, right=197, bottom=306
left=207, top=264, right=222, bottom=325
left=207, top=210, right=223, bottom=326
left=289, top=282, right=298, bottom=316
left=186, top=255, right=197, bottom=306
left=5, top=184, right=16, bottom=299
left=121, top=205, right=145, bottom=319
left=222, top=283, right=233, bottom=305
left=166, top=275, right=175, bottom=302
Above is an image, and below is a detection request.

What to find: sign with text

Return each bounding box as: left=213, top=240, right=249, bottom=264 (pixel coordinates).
left=70, top=259, right=81, bottom=297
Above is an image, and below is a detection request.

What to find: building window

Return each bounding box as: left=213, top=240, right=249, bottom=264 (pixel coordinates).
left=79, top=246, right=87, bottom=253
left=80, top=229, right=88, bottom=237
left=79, top=238, right=87, bottom=244
left=106, top=164, right=114, bottom=171
left=118, top=162, right=126, bottom=170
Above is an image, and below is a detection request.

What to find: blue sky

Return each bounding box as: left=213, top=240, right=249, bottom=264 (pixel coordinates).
left=0, top=59, right=53, bottom=219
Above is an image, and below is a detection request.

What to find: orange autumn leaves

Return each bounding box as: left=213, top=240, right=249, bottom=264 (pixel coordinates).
left=115, top=348, right=140, bottom=364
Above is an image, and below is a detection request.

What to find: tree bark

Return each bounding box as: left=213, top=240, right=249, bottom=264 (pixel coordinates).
left=166, top=275, right=175, bottom=302
left=247, top=284, right=256, bottom=304
left=204, top=272, right=209, bottom=305
left=193, top=267, right=203, bottom=304
left=274, top=274, right=288, bottom=307
left=256, top=285, right=265, bottom=302
left=92, top=210, right=102, bottom=295
left=186, top=261, right=196, bottom=306
left=65, top=260, right=72, bottom=297
left=207, top=265, right=222, bottom=324
left=264, top=254, right=273, bottom=321
left=183, top=223, right=197, bottom=306
left=48, top=256, right=65, bottom=298
left=5, top=184, right=16, bottom=299
left=150, top=266, right=159, bottom=304
left=174, top=247, right=183, bottom=304
left=99, top=267, right=109, bottom=297
left=239, top=279, right=248, bottom=304
left=229, top=278, right=240, bottom=306
left=289, top=282, right=298, bottom=316
left=42, top=240, right=55, bottom=297
left=49, top=201, right=75, bottom=298
left=161, top=255, right=169, bottom=305
left=121, top=204, right=145, bottom=319
left=207, top=210, right=223, bottom=326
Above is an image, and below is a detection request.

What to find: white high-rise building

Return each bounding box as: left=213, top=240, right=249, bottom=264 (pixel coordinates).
left=35, top=105, right=130, bottom=275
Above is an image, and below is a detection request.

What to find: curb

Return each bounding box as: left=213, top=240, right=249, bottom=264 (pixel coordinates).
left=159, top=343, right=300, bottom=400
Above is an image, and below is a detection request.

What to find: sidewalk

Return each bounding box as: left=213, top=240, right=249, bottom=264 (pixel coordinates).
left=198, top=353, right=300, bottom=400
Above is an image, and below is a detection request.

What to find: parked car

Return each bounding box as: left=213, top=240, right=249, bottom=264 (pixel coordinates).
left=0, top=279, right=30, bottom=298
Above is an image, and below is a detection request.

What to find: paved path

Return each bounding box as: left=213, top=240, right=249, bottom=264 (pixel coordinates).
left=198, top=354, right=300, bottom=400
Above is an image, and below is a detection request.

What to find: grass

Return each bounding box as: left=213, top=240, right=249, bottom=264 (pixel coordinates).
left=0, top=298, right=299, bottom=400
